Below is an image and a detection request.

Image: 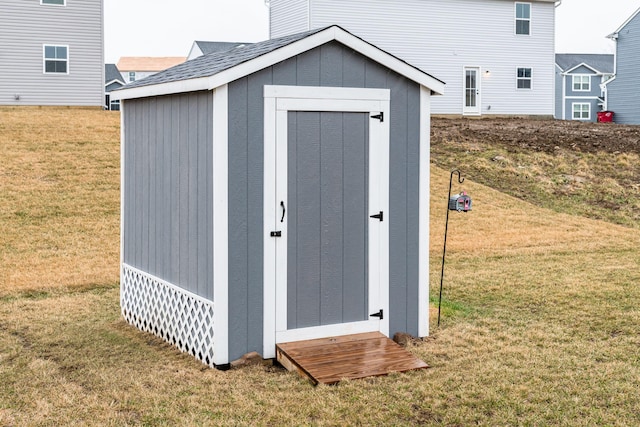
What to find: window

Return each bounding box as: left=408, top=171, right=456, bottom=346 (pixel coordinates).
left=572, top=75, right=591, bottom=92
left=43, top=45, right=68, bottom=74
left=517, top=67, right=532, bottom=89
left=515, top=2, right=531, bottom=35
left=41, top=0, right=65, bottom=5
left=129, top=72, right=136, bottom=82
left=572, top=103, right=590, bottom=120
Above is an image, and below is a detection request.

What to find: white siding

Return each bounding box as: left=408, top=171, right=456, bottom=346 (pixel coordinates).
left=0, top=0, right=103, bottom=106
left=270, top=0, right=309, bottom=38
left=270, top=0, right=556, bottom=116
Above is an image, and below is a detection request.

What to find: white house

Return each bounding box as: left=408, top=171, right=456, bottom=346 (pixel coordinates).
left=269, top=0, right=558, bottom=117
left=187, top=41, right=249, bottom=60
left=0, top=0, right=104, bottom=106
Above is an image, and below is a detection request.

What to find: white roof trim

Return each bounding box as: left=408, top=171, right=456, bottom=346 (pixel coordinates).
left=105, top=78, right=126, bottom=87
left=113, top=26, right=445, bottom=101
left=608, top=6, right=640, bottom=38
left=601, top=75, right=616, bottom=87
left=562, top=62, right=607, bottom=76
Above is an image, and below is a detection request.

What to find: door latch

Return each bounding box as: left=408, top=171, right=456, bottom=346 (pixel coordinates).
left=369, top=309, right=383, bottom=320
left=270, top=231, right=282, bottom=237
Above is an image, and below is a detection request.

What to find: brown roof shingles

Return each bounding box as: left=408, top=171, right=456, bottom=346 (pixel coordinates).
left=116, top=57, right=187, bottom=72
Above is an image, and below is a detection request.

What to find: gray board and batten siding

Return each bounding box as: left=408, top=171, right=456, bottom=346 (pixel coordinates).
left=0, top=0, right=104, bottom=106
left=608, top=10, right=640, bottom=125
left=226, top=41, right=422, bottom=361
left=122, top=91, right=214, bottom=301
left=286, top=110, right=370, bottom=330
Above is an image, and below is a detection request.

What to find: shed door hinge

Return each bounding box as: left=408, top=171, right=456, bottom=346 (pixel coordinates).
left=369, top=309, right=383, bottom=320
left=370, top=112, right=384, bottom=122
left=369, top=211, right=383, bottom=221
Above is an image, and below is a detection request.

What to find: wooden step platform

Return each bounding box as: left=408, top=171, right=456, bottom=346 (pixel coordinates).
left=276, top=332, right=429, bottom=385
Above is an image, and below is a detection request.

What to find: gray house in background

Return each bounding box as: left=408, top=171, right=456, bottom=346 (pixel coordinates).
left=105, top=64, right=125, bottom=111
left=113, top=26, right=444, bottom=368
left=0, top=0, right=103, bottom=106
left=554, top=54, right=614, bottom=122
left=605, top=6, right=640, bottom=124
left=187, top=41, right=250, bottom=60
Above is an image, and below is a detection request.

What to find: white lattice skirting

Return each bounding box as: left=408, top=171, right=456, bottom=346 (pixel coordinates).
left=121, top=264, right=216, bottom=367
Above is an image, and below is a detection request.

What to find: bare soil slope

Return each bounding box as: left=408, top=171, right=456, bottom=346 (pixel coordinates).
left=431, top=118, right=640, bottom=228
left=433, top=117, right=640, bottom=154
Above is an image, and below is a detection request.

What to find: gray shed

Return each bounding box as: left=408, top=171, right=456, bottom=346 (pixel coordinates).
left=113, top=26, right=445, bottom=369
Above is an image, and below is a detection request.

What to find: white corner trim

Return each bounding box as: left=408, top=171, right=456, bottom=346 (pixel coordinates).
left=119, top=101, right=126, bottom=309
left=418, top=86, right=431, bottom=337
left=212, top=85, right=229, bottom=365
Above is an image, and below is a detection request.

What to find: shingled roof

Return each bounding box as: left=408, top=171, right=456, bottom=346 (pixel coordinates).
left=194, top=41, right=251, bottom=56
left=113, top=26, right=445, bottom=100
left=555, top=54, right=615, bottom=74
left=119, top=28, right=328, bottom=91
left=105, top=63, right=124, bottom=85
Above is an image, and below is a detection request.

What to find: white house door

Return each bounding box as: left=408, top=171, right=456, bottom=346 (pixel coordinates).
left=463, top=67, right=481, bottom=115
left=263, top=86, right=390, bottom=356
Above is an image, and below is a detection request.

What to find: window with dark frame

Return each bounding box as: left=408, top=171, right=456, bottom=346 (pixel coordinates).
left=44, top=45, right=68, bottom=73
left=41, top=0, right=65, bottom=5
left=517, top=67, right=532, bottom=89
left=515, top=2, right=531, bottom=35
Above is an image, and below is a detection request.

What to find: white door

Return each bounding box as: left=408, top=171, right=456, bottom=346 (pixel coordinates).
left=263, top=86, right=390, bottom=357
left=463, top=67, right=481, bottom=115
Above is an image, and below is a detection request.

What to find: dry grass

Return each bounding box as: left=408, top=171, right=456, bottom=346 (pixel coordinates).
left=1, top=109, right=640, bottom=425
left=0, top=107, right=121, bottom=295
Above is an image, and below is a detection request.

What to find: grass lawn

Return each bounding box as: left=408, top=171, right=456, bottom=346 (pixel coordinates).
left=1, top=108, right=640, bottom=425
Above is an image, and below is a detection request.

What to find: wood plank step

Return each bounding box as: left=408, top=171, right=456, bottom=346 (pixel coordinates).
left=276, top=332, right=428, bottom=385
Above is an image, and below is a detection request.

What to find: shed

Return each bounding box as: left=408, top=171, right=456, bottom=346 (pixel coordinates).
left=113, top=25, right=445, bottom=369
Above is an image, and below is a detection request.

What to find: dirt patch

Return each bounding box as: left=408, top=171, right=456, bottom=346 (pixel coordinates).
left=432, top=117, right=640, bottom=155
left=430, top=117, right=640, bottom=229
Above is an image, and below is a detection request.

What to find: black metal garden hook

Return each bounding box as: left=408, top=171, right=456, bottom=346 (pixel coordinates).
left=437, top=170, right=465, bottom=327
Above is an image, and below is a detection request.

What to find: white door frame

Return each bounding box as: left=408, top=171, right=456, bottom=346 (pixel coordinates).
left=463, top=66, right=481, bottom=116
left=263, top=85, right=390, bottom=358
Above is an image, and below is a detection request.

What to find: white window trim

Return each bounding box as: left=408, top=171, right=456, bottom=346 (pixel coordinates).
left=572, top=103, right=591, bottom=120
left=516, top=67, right=533, bottom=90
left=572, top=75, right=591, bottom=92
left=41, top=0, right=66, bottom=5
left=515, top=2, right=532, bottom=35
left=43, top=44, right=69, bottom=75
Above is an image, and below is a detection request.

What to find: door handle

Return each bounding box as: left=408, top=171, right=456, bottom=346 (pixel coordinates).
left=280, top=201, right=286, bottom=222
